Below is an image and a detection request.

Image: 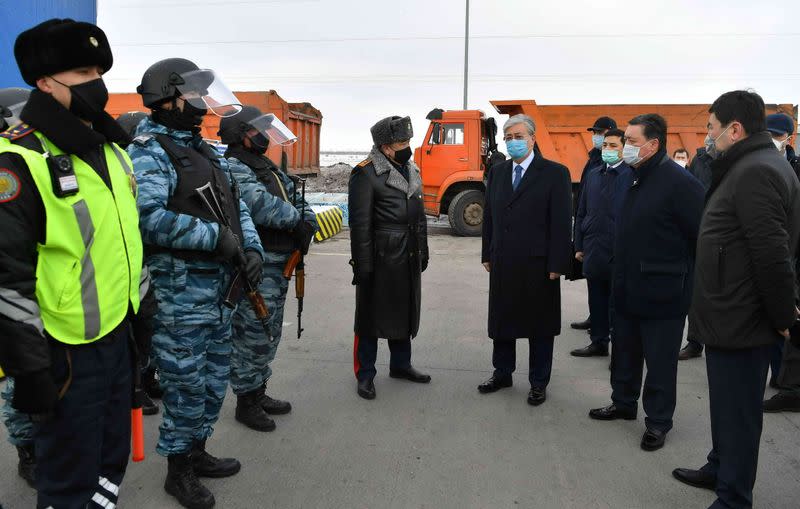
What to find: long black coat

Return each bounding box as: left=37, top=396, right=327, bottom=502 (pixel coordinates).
left=349, top=148, right=429, bottom=340
left=482, top=155, right=573, bottom=340
left=613, top=151, right=705, bottom=319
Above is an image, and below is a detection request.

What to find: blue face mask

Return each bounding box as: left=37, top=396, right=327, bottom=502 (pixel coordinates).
left=601, top=149, right=621, bottom=165
left=506, top=139, right=530, bottom=159
left=592, top=134, right=604, bottom=149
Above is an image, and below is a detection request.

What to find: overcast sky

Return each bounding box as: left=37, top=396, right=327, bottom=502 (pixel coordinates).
left=98, top=0, right=799, bottom=150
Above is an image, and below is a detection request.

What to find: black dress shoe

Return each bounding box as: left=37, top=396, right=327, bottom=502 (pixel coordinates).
left=589, top=404, right=637, bottom=421
left=389, top=366, right=431, bottom=383
left=527, top=387, right=546, bottom=406
left=477, top=376, right=513, bottom=394
left=357, top=378, right=376, bottom=400
left=672, top=468, right=716, bottom=491
left=570, top=317, right=591, bottom=330
left=570, top=343, right=609, bottom=357
left=678, top=343, right=703, bottom=360
left=763, top=392, right=800, bottom=413
left=641, top=428, right=666, bottom=451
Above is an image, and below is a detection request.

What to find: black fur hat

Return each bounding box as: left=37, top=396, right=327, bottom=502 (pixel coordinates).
left=371, top=116, right=414, bottom=146
left=14, top=18, right=113, bottom=86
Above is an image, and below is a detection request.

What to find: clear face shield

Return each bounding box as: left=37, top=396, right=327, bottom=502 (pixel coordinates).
left=246, top=113, right=297, bottom=146
left=174, top=69, right=242, bottom=117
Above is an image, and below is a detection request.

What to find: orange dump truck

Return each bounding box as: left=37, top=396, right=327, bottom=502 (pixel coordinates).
left=415, top=99, right=798, bottom=236
left=107, top=90, right=322, bottom=176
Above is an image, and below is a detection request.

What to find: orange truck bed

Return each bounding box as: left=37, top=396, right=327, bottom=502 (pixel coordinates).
left=491, top=100, right=798, bottom=183
left=107, top=90, right=322, bottom=176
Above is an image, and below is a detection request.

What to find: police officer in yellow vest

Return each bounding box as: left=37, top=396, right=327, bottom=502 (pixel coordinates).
left=0, top=19, right=144, bottom=508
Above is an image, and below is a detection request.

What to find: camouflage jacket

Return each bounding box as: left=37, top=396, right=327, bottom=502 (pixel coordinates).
left=128, top=118, right=264, bottom=325
left=227, top=151, right=318, bottom=265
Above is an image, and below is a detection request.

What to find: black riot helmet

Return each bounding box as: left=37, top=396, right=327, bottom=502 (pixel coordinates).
left=116, top=111, right=147, bottom=138
left=0, top=87, right=31, bottom=131
left=136, top=57, right=241, bottom=117
left=218, top=105, right=297, bottom=150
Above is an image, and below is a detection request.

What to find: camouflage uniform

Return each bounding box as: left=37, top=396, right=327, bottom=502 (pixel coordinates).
left=227, top=155, right=318, bottom=394
left=128, top=118, right=264, bottom=456
left=0, top=378, right=33, bottom=446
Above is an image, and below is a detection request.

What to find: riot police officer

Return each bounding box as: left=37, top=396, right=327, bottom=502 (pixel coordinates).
left=0, top=86, right=36, bottom=488
left=128, top=57, right=264, bottom=509
left=0, top=19, right=145, bottom=508
left=218, top=106, right=317, bottom=431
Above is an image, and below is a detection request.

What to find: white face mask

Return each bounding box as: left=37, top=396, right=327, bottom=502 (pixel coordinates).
left=773, top=137, right=789, bottom=153
left=675, top=160, right=687, bottom=168
left=622, top=140, right=653, bottom=166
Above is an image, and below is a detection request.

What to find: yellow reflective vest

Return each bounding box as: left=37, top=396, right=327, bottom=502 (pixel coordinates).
left=0, top=130, right=143, bottom=344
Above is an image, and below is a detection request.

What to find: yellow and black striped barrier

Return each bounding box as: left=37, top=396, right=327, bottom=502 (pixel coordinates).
left=314, top=206, right=344, bottom=242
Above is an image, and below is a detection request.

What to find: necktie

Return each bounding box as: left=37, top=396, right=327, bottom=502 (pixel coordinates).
left=512, top=165, right=523, bottom=191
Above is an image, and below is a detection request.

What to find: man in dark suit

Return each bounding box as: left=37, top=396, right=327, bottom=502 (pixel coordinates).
left=478, top=114, right=572, bottom=406
left=571, top=129, right=633, bottom=357
left=588, top=114, right=705, bottom=451
left=571, top=116, right=618, bottom=331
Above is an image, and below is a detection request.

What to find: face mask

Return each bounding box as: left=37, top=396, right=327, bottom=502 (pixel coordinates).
left=675, top=160, right=687, bottom=168
left=592, top=134, right=604, bottom=149
left=773, top=137, right=788, bottom=153
left=601, top=149, right=621, bottom=165
left=153, top=98, right=208, bottom=135
left=53, top=77, right=109, bottom=122
left=247, top=132, right=270, bottom=154
left=506, top=139, right=530, bottom=159
left=622, top=140, right=653, bottom=166
left=704, top=124, right=732, bottom=160
left=392, top=146, right=413, bottom=165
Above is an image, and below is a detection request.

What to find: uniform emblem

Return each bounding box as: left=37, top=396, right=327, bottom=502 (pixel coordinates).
left=89, top=36, right=99, bottom=47
left=0, top=169, right=21, bottom=203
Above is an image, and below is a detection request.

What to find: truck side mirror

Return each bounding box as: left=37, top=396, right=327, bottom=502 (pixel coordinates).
left=427, top=124, right=441, bottom=154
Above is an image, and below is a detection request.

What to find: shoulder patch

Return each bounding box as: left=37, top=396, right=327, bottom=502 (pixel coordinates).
left=355, top=158, right=371, bottom=168
left=0, top=168, right=22, bottom=203
left=0, top=123, right=36, bottom=141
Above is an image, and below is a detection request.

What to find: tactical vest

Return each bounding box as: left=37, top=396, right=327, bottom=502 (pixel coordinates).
left=227, top=147, right=295, bottom=253
left=152, top=134, right=244, bottom=261
left=0, top=130, right=143, bottom=344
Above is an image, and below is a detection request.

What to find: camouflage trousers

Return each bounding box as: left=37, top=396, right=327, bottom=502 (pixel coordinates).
left=230, top=262, right=290, bottom=394
left=153, top=320, right=233, bottom=456
left=0, top=378, right=34, bottom=446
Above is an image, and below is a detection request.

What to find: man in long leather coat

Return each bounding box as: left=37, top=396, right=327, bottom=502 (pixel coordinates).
left=348, top=116, right=430, bottom=400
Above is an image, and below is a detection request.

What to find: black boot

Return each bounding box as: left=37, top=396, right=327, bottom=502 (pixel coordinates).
left=191, top=439, right=241, bottom=478
left=143, top=367, right=164, bottom=399
left=258, top=382, right=292, bottom=415
left=165, top=453, right=215, bottom=509
left=142, top=392, right=160, bottom=416
left=17, top=444, right=36, bottom=488
left=236, top=390, right=276, bottom=432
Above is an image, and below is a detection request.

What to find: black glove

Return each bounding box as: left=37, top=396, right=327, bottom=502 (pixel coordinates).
left=12, top=369, right=59, bottom=415
left=421, top=256, right=429, bottom=273
left=292, top=221, right=316, bottom=256
left=351, top=271, right=373, bottom=286
left=215, top=226, right=241, bottom=261
left=244, top=249, right=264, bottom=285
left=790, top=319, right=800, bottom=349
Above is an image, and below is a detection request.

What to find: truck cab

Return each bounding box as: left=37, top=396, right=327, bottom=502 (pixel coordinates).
left=414, top=108, right=503, bottom=236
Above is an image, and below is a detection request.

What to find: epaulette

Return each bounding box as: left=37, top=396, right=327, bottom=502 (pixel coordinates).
left=355, top=158, right=371, bottom=169
left=0, top=123, right=36, bottom=141
left=132, top=134, right=154, bottom=146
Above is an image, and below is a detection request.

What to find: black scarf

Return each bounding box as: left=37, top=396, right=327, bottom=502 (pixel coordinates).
left=19, top=89, right=129, bottom=155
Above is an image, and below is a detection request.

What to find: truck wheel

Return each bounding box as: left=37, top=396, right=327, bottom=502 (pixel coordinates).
left=447, top=189, right=484, bottom=237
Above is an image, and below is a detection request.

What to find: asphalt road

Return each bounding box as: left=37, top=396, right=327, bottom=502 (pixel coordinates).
left=2, top=229, right=799, bottom=508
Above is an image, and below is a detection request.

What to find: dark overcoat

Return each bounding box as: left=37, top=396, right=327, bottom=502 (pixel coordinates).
left=348, top=148, right=428, bottom=340
left=481, top=155, right=573, bottom=340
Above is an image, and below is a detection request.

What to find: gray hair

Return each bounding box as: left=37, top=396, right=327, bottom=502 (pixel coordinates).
left=503, top=114, right=536, bottom=135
